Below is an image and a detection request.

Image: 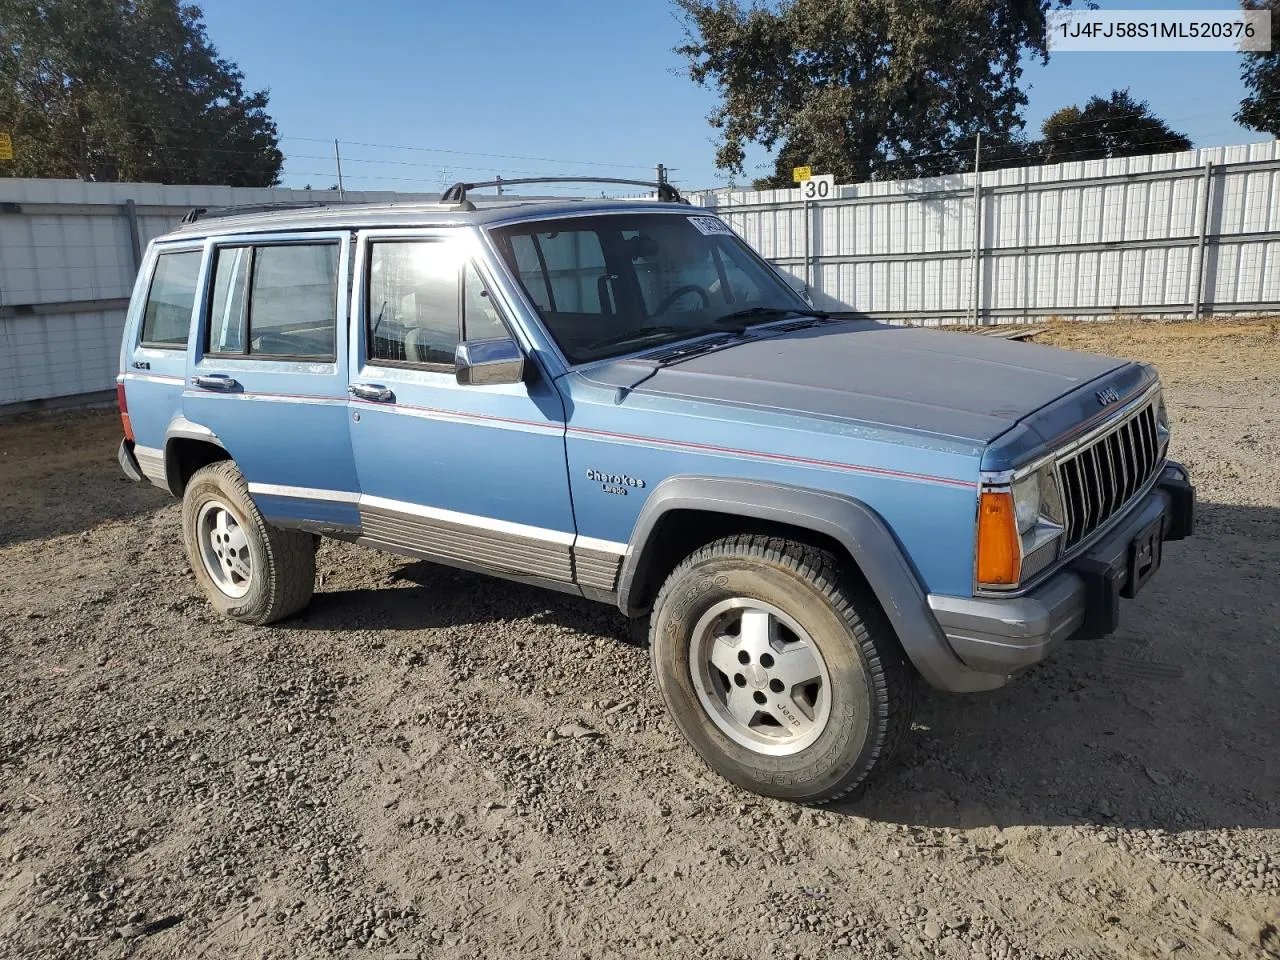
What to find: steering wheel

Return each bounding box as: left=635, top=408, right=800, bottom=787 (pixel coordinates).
left=652, top=284, right=711, bottom=316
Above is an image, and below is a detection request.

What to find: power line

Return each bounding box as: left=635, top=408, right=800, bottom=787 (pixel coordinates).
left=2, top=114, right=655, bottom=173
left=281, top=135, right=652, bottom=171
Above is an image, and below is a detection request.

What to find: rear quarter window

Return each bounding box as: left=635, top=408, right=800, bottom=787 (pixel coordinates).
left=140, top=250, right=202, bottom=348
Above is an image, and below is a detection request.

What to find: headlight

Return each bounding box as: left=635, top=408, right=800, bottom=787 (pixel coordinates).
left=977, top=465, right=1065, bottom=591
left=1012, top=471, right=1041, bottom=534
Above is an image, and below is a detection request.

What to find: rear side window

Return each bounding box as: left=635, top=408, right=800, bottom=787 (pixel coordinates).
left=140, top=250, right=202, bottom=347
left=206, top=242, right=339, bottom=359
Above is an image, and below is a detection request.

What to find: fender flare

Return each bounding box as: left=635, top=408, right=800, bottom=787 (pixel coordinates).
left=162, top=417, right=227, bottom=497
left=616, top=476, right=999, bottom=693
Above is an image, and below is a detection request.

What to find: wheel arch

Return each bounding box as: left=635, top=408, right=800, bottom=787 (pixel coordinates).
left=163, top=417, right=231, bottom=497
left=617, top=476, right=997, bottom=693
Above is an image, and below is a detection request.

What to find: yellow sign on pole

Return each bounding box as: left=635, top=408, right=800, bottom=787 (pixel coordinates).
left=791, top=165, right=812, bottom=183
left=0, top=133, right=13, bottom=162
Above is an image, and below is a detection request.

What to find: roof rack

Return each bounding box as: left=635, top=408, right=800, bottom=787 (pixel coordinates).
left=178, top=196, right=482, bottom=225
left=439, top=177, right=686, bottom=205
left=180, top=200, right=340, bottom=225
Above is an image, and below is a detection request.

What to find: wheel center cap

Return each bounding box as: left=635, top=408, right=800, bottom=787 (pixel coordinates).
left=743, top=664, right=768, bottom=689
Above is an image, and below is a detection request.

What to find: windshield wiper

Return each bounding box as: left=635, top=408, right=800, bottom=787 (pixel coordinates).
left=587, top=326, right=696, bottom=352
left=714, top=306, right=833, bottom=325
left=648, top=331, right=745, bottom=365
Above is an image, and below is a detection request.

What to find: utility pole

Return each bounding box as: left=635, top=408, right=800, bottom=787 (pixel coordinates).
left=970, top=132, right=982, bottom=325
left=495, top=174, right=503, bottom=196
left=655, top=162, right=667, bottom=185
left=334, top=139, right=346, bottom=201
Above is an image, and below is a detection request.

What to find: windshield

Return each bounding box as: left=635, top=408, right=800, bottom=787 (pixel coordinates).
left=489, top=212, right=807, bottom=363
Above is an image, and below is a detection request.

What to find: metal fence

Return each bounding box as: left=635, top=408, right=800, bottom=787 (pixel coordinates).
left=7, top=142, right=1280, bottom=409
left=694, top=139, right=1280, bottom=325
left=0, top=179, right=438, bottom=409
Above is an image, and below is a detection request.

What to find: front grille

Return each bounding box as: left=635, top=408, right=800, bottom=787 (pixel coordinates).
left=1056, top=399, right=1162, bottom=548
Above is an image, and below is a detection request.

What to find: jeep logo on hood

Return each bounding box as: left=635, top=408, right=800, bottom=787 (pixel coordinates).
left=1096, top=386, right=1122, bottom=406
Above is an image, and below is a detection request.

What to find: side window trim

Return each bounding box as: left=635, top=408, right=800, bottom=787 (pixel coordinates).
left=138, top=246, right=204, bottom=350
left=206, top=245, right=253, bottom=356
left=203, top=238, right=341, bottom=362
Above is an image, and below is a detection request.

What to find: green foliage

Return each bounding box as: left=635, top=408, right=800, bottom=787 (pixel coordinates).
left=0, top=0, right=282, bottom=185
left=1237, top=0, right=1280, bottom=136
left=675, top=0, right=1071, bottom=187
left=1039, top=89, right=1191, bottom=164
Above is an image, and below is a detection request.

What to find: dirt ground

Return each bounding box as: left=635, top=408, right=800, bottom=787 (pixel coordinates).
left=1, top=320, right=1277, bottom=960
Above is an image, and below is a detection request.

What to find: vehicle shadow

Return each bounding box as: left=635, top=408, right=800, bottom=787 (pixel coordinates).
left=843, top=499, right=1280, bottom=833
left=298, top=560, right=635, bottom=643
left=299, top=500, right=1277, bottom=833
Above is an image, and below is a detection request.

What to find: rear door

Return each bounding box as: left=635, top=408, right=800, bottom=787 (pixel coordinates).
left=183, top=231, right=359, bottom=534
left=120, top=242, right=205, bottom=487
left=345, top=228, right=576, bottom=586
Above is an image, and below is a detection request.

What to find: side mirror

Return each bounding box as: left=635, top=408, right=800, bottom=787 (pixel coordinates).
left=455, top=338, right=526, bottom=386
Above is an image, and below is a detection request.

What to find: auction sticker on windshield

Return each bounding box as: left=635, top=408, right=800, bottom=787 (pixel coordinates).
left=688, top=216, right=734, bottom=236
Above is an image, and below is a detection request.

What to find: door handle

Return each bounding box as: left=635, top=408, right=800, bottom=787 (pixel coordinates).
left=348, top=383, right=394, bottom=402
left=193, top=374, right=240, bottom=391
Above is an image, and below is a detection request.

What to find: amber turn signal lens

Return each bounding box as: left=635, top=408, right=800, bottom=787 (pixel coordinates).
left=976, top=490, right=1021, bottom=586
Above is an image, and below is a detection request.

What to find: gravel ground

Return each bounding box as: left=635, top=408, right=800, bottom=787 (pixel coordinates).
left=1, top=320, right=1278, bottom=960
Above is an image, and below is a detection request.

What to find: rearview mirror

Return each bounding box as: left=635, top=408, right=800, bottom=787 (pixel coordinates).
left=455, top=338, right=526, bottom=386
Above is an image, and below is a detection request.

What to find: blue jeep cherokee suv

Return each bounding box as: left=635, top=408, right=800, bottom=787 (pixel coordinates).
left=117, top=182, right=1194, bottom=803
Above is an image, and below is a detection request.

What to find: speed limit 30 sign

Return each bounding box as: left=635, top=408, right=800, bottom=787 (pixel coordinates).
left=800, top=174, right=835, bottom=200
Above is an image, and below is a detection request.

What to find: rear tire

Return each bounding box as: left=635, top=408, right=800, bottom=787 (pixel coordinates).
left=649, top=534, right=918, bottom=804
left=181, top=461, right=316, bottom=625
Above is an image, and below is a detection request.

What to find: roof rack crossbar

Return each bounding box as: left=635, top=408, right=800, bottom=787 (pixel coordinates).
left=439, top=177, right=686, bottom=205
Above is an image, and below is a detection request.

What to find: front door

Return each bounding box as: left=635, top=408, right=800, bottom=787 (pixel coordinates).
left=184, top=231, right=360, bottom=534
left=346, top=229, right=576, bottom=586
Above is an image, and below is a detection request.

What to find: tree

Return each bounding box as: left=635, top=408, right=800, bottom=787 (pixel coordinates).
left=1236, top=0, right=1280, bottom=136
left=1039, top=89, right=1191, bottom=165
left=675, top=0, right=1072, bottom=187
left=0, top=0, right=282, bottom=185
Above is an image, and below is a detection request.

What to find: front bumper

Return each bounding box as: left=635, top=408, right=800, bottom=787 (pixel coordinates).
left=927, top=462, right=1194, bottom=679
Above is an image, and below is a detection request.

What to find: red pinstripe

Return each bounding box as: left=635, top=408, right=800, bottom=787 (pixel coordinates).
left=565, top=424, right=975, bottom=489
left=204, top=392, right=975, bottom=490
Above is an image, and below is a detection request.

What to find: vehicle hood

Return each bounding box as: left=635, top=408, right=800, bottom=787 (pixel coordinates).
left=578, top=321, right=1131, bottom=444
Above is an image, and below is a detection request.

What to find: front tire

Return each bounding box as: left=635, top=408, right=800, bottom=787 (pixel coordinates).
left=181, top=461, right=316, bottom=625
left=649, top=534, right=918, bottom=804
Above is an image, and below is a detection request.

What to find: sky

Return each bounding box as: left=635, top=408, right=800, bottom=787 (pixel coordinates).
left=196, top=0, right=1266, bottom=194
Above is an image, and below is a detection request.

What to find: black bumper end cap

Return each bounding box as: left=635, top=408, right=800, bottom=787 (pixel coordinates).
left=1157, top=473, right=1195, bottom=541
left=1072, top=556, right=1124, bottom=642
left=118, top=438, right=144, bottom=482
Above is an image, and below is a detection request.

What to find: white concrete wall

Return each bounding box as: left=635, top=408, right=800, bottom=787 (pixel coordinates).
left=0, top=179, right=438, bottom=406
left=8, top=146, right=1280, bottom=407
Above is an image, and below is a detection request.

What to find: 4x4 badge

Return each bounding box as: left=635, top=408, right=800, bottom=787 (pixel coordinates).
left=1096, top=387, right=1121, bottom=406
